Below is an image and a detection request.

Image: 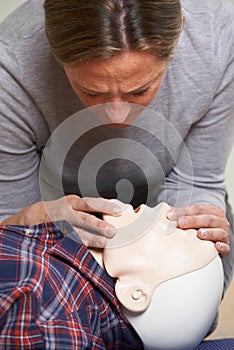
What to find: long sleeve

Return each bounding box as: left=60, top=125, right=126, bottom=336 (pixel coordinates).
left=157, top=0, right=234, bottom=210
left=0, top=41, right=48, bottom=220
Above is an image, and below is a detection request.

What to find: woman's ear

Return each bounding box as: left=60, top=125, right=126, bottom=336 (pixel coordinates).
left=115, top=279, right=152, bottom=312
left=181, top=15, right=185, bottom=32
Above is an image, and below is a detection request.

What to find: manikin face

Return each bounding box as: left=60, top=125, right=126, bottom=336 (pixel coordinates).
left=101, top=202, right=218, bottom=312
left=64, top=51, right=168, bottom=124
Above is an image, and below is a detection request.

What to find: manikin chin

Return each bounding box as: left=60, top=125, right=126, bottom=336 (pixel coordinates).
left=90, top=201, right=224, bottom=350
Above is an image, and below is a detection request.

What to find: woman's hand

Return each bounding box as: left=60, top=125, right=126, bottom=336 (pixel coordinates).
left=167, top=204, right=230, bottom=257
left=1, top=195, right=122, bottom=248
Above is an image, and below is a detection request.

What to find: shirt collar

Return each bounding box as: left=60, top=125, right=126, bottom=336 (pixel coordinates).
left=50, top=221, right=124, bottom=314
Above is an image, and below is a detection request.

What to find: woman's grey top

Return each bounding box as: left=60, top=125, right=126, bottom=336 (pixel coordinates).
left=0, top=0, right=234, bottom=220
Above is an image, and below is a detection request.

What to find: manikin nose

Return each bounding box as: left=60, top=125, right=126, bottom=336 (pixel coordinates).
left=104, top=102, right=132, bottom=124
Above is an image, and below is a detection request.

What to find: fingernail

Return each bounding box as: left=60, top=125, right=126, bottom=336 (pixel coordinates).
left=178, top=217, right=188, bottom=226
left=112, top=205, right=122, bottom=213
left=200, top=229, right=207, bottom=238
left=97, top=237, right=107, bottom=247
left=105, top=228, right=116, bottom=237
left=167, top=210, right=177, bottom=220
left=219, top=242, right=223, bottom=250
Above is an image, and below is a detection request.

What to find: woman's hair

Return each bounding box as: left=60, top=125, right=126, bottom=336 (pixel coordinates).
left=44, top=0, right=182, bottom=65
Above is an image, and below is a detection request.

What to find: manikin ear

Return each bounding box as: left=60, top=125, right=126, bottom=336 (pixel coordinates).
left=115, top=279, right=152, bottom=312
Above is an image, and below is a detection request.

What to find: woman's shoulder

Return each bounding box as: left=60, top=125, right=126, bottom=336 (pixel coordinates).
left=179, top=0, right=234, bottom=69
left=181, top=0, right=234, bottom=17
left=0, top=0, right=50, bottom=79
left=181, top=0, right=234, bottom=41
left=0, top=0, right=44, bottom=46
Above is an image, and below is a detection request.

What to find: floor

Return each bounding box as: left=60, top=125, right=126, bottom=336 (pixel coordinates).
left=206, top=276, right=234, bottom=340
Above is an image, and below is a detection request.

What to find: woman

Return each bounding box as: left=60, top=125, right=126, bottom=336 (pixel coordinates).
left=0, top=0, right=233, bottom=293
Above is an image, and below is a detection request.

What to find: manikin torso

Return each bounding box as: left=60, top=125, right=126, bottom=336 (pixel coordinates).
left=90, top=202, right=224, bottom=350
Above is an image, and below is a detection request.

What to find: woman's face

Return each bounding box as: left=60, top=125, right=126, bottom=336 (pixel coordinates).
left=64, top=51, right=168, bottom=123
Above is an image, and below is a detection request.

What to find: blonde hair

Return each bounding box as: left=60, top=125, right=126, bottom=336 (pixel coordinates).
left=44, top=0, right=182, bottom=65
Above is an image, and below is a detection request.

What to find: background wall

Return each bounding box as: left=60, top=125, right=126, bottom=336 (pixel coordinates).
left=0, top=0, right=26, bottom=21
left=0, top=0, right=234, bottom=207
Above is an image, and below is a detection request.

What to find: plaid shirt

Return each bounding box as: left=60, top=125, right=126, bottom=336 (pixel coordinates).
left=0, top=221, right=143, bottom=349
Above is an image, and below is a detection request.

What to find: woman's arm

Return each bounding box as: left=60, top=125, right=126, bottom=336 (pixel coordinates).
left=158, top=1, right=234, bottom=256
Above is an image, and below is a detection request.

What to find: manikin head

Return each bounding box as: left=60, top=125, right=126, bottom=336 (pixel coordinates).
left=91, top=201, right=224, bottom=350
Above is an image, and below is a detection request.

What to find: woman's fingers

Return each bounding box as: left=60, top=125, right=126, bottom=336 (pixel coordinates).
left=74, top=227, right=108, bottom=248
left=214, top=241, right=230, bottom=257
left=197, top=227, right=229, bottom=244
left=68, top=195, right=122, bottom=215
left=167, top=204, right=229, bottom=233
left=1, top=195, right=121, bottom=249
left=176, top=214, right=230, bottom=233
left=197, top=227, right=230, bottom=257
left=72, top=210, right=116, bottom=238
left=56, top=195, right=122, bottom=247
left=167, top=203, right=231, bottom=257
left=167, top=203, right=226, bottom=220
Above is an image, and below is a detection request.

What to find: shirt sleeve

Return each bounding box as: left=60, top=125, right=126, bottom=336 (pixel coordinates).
left=158, top=0, right=234, bottom=210
left=0, top=41, right=47, bottom=221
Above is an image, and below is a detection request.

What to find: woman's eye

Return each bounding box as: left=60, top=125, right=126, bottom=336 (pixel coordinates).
left=83, top=91, right=101, bottom=98
left=131, top=87, right=151, bottom=97
left=81, top=86, right=151, bottom=99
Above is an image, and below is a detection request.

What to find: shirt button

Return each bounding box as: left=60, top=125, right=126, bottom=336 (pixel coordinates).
left=24, top=228, right=34, bottom=236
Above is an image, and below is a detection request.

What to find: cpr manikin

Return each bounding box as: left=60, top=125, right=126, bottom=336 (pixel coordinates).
left=90, top=202, right=224, bottom=350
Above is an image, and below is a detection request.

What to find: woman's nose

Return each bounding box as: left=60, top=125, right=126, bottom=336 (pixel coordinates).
left=104, top=102, right=132, bottom=124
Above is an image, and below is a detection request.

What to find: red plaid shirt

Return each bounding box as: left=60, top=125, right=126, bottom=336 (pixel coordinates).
left=0, top=221, right=143, bottom=349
